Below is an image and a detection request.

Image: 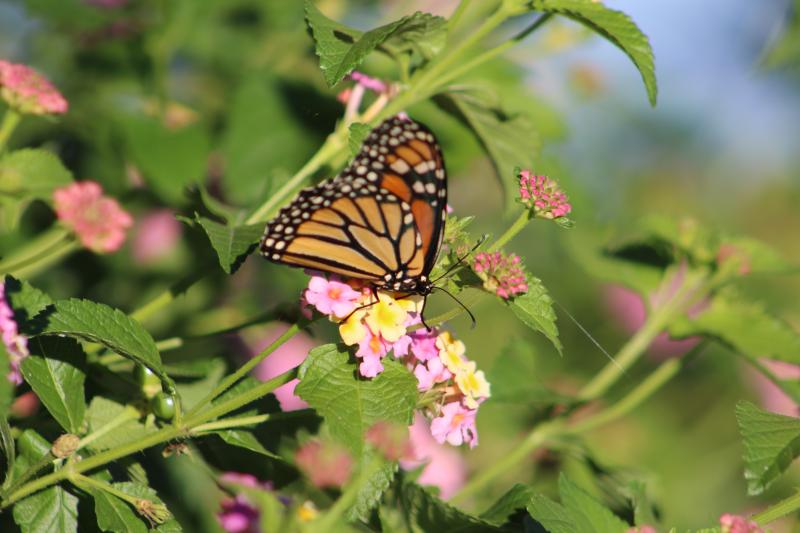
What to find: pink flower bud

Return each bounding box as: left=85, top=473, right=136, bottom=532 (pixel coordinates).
left=472, top=251, right=528, bottom=299
left=0, top=60, right=68, bottom=115
left=518, top=170, right=571, bottom=219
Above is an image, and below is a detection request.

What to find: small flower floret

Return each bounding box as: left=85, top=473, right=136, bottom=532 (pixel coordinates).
left=518, top=170, right=571, bottom=219
left=473, top=251, right=528, bottom=299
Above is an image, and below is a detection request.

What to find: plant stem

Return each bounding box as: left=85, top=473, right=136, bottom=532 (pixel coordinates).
left=70, top=473, right=141, bottom=506
left=187, top=322, right=306, bottom=417
left=0, top=226, right=72, bottom=274
left=577, top=267, right=709, bottom=401
left=1, top=368, right=297, bottom=508
left=190, top=414, right=272, bottom=433
left=752, top=489, right=800, bottom=525
left=488, top=210, right=530, bottom=252
left=10, top=239, right=79, bottom=279
left=451, top=420, right=563, bottom=504
left=0, top=109, right=21, bottom=152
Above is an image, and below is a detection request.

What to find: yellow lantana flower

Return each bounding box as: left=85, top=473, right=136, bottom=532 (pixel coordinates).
left=396, top=294, right=425, bottom=315
left=364, top=292, right=408, bottom=342
left=339, top=309, right=367, bottom=346
left=436, top=331, right=466, bottom=373
left=455, top=361, right=491, bottom=409
left=297, top=501, right=319, bottom=522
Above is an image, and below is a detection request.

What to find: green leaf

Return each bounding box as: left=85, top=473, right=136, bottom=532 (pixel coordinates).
left=526, top=495, right=576, bottom=533
left=348, top=459, right=398, bottom=522
left=214, top=430, right=281, bottom=460
left=488, top=342, right=571, bottom=404
left=626, top=480, right=659, bottom=528
left=13, top=485, right=79, bottom=533
left=221, top=75, right=317, bottom=206
left=480, top=483, right=537, bottom=525
left=305, top=2, right=445, bottom=86
left=735, top=400, right=800, bottom=495
left=507, top=275, right=562, bottom=355
left=348, top=122, right=372, bottom=157
left=120, top=114, right=210, bottom=204
left=296, top=344, right=418, bottom=455
left=437, top=91, right=540, bottom=210
left=719, top=235, right=795, bottom=275
left=89, top=484, right=148, bottom=533
left=195, top=216, right=264, bottom=274
left=36, top=299, right=168, bottom=384
left=104, top=482, right=182, bottom=533
left=670, top=291, right=800, bottom=365
left=0, top=148, right=72, bottom=230
left=0, top=342, right=11, bottom=423
left=85, top=397, right=152, bottom=451
left=557, top=474, right=628, bottom=533
left=2, top=276, right=53, bottom=334
left=398, top=481, right=502, bottom=532
left=20, top=337, right=86, bottom=433
left=531, top=0, right=657, bottom=106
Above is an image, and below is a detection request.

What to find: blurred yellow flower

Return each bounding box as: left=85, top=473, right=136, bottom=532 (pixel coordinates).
left=364, top=292, right=408, bottom=342
left=297, top=500, right=319, bottom=522
left=455, top=361, right=491, bottom=409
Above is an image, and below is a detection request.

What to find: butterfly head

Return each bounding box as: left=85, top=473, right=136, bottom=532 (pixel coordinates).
left=383, top=272, right=434, bottom=296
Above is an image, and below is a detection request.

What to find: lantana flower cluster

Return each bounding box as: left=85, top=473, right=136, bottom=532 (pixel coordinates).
left=53, top=181, right=133, bottom=253
left=0, top=281, right=29, bottom=385
left=473, top=251, right=528, bottom=299
left=301, top=273, right=490, bottom=448
left=0, top=60, right=68, bottom=116
left=518, top=169, right=571, bottom=219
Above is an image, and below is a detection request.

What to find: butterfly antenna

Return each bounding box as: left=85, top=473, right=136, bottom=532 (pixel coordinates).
left=554, top=299, right=624, bottom=374
left=431, top=287, right=477, bottom=329
left=432, top=235, right=488, bottom=284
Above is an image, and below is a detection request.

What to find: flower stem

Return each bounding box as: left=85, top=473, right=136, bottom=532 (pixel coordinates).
left=7, top=239, right=78, bottom=280
left=0, top=109, right=21, bottom=152
left=488, top=210, right=530, bottom=252
left=186, top=321, right=307, bottom=417
left=0, top=226, right=72, bottom=274
left=752, top=489, right=800, bottom=525
left=70, top=473, right=141, bottom=506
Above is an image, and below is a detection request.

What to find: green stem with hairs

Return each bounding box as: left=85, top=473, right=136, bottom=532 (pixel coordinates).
left=70, top=473, right=143, bottom=507
left=752, top=489, right=800, bottom=525
left=0, top=109, right=21, bottom=152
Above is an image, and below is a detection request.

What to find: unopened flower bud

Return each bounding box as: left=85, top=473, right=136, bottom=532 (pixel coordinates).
left=51, top=434, right=80, bottom=459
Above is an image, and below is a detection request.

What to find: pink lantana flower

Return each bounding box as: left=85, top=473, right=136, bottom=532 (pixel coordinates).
left=518, top=170, right=571, bottom=219
left=0, top=60, right=68, bottom=115
left=295, top=440, right=353, bottom=488
left=304, top=275, right=362, bottom=318
left=1, top=282, right=29, bottom=385
left=473, top=251, right=528, bottom=300
left=53, top=181, right=133, bottom=253
left=132, top=209, right=181, bottom=265
left=719, top=513, right=763, bottom=533
left=401, top=414, right=467, bottom=499
left=430, top=402, right=478, bottom=448
left=414, top=357, right=451, bottom=391
left=366, top=421, right=413, bottom=461
left=217, top=472, right=272, bottom=533
left=357, top=329, right=388, bottom=378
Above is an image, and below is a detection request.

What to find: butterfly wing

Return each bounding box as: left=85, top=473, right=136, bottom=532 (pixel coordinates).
left=260, top=116, right=447, bottom=289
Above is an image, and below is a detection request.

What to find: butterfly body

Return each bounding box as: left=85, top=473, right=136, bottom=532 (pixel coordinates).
left=260, top=116, right=447, bottom=296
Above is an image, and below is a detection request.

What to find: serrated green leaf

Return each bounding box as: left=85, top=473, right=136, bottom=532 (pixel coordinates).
left=348, top=122, right=372, bottom=157
left=20, top=337, right=86, bottom=433
left=36, top=298, right=167, bottom=383
left=558, top=474, right=629, bottom=533
left=438, top=91, right=540, bottom=210
left=398, top=481, right=502, bottom=532
left=347, top=458, right=397, bottom=522
left=531, top=0, right=657, bottom=106
left=480, top=483, right=537, bottom=525
left=305, top=2, right=444, bottom=86
left=526, top=494, right=576, bottom=533
left=670, top=290, right=800, bottom=365
left=214, top=430, right=281, bottom=460
left=507, top=276, right=562, bottom=355
left=195, top=216, right=264, bottom=274
left=120, top=114, right=210, bottom=204
left=735, top=400, right=800, bottom=495
left=89, top=485, right=149, bottom=533
left=86, top=397, right=152, bottom=451
left=13, top=485, right=79, bottom=533
left=0, top=148, right=72, bottom=230
left=2, top=276, right=53, bottom=334
left=107, top=482, right=182, bottom=532
left=296, top=344, right=418, bottom=455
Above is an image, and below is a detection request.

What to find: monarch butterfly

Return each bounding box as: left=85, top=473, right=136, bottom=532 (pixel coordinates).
left=259, top=116, right=447, bottom=298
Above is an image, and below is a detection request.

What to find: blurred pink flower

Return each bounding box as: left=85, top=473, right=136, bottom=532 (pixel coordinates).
left=626, top=527, right=657, bottom=533
left=10, top=391, right=40, bottom=418
left=295, top=440, right=353, bottom=488
left=0, top=60, right=68, bottom=115
left=747, top=360, right=800, bottom=417
left=1, top=282, right=29, bottom=385
left=349, top=71, right=387, bottom=93
left=216, top=472, right=272, bottom=533
left=304, top=276, right=362, bottom=318
left=719, top=513, right=763, bottom=533
left=132, top=209, right=181, bottom=265
left=473, top=251, right=528, bottom=299
left=250, top=322, right=315, bottom=411
left=430, top=402, right=478, bottom=448
left=366, top=421, right=413, bottom=461
left=518, top=170, right=571, bottom=219
left=53, top=181, right=133, bottom=253
left=401, top=414, right=467, bottom=499
left=604, top=284, right=700, bottom=358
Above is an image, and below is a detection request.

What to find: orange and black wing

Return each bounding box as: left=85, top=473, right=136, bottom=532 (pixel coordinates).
left=259, top=116, right=447, bottom=288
